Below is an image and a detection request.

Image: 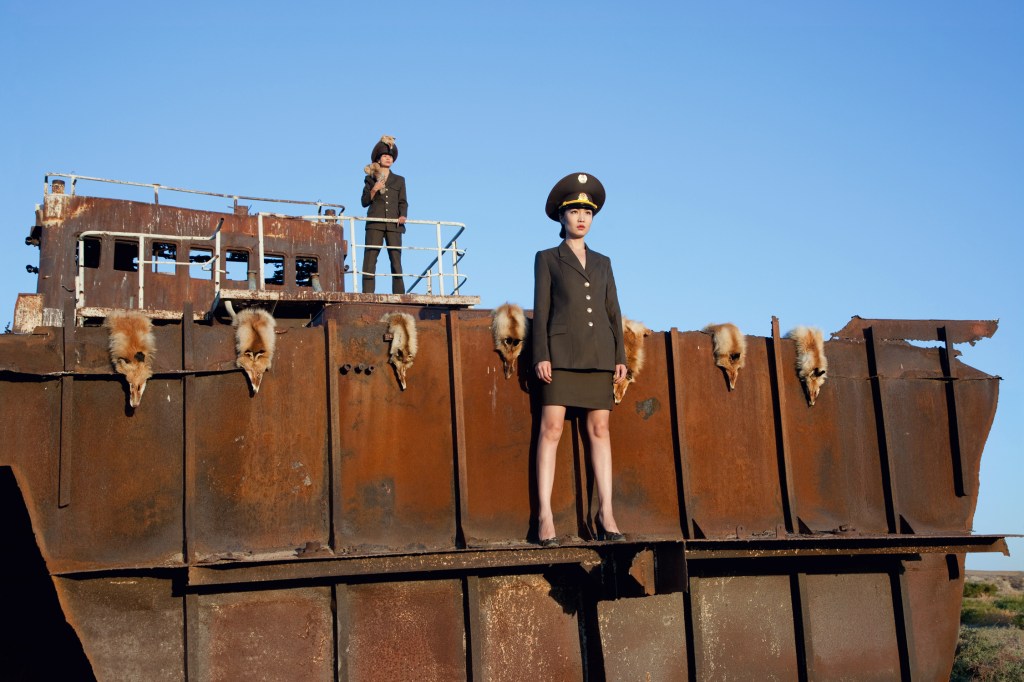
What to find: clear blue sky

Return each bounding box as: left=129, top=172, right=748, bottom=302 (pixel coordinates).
left=2, top=2, right=1021, bottom=568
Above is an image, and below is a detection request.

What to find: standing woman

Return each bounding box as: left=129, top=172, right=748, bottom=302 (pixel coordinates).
left=533, top=172, right=628, bottom=546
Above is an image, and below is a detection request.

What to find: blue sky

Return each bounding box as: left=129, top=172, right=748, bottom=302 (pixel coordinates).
left=2, top=2, right=1021, bottom=568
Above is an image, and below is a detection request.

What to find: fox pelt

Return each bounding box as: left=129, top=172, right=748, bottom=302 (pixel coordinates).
left=703, top=322, right=747, bottom=390
left=787, top=326, right=828, bottom=406
left=382, top=312, right=417, bottom=390
left=104, top=310, right=156, bottom=408
left=491, top=303, right=528, bottom=379
left=614, top=318, right=652, bottom=404
left=232, top=307, right=277, bottom=396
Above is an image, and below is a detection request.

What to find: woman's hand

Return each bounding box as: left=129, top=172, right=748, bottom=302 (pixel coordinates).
left=613, top=364, right=628, bottom=384
left=535, top=361, right=553, bottom=384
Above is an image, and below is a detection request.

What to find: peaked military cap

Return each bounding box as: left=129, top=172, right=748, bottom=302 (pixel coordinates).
left=371, top=135, right=398, bottom=162
left=545, top=172, right=606, bottom=221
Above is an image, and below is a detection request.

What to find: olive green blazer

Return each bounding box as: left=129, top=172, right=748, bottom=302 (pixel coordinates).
left=532, top=242, right=626, bottom=371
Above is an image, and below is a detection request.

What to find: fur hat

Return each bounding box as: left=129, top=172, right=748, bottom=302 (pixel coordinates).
left=371, top=135, right=398, bottom=163
left=545, top=172, right=606, bottom=222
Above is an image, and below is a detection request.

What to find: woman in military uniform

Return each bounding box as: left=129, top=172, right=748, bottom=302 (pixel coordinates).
left=532, top=172, right=627, bottom=546
left=360, top=135, right=408, bottom=294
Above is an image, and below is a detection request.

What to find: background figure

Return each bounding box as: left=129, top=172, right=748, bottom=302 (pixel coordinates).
left=360, top=135, right=408, bottom=294
left=532, top=172, right=628, bottom=546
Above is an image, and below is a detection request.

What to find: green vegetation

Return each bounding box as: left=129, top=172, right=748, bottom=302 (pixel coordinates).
left=962, top=599, right=1015, bottom=627
left=955, top=575, right=1024, bottom=679
left=964, top=581, right=999, bottom=598
left=952, top=627, right=1024, bottom=681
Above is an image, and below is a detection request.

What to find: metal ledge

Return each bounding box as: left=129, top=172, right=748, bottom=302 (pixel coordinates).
left=683, top=533, right=1010, bottom=560
left=187, top=546, right=602, bottom=587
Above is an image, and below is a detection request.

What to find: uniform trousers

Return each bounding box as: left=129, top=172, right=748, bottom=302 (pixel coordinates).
left=362, top=226, right=405, bottom=294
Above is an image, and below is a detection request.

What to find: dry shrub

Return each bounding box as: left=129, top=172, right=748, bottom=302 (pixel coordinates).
left=952, top=626, right=1024, bottom=681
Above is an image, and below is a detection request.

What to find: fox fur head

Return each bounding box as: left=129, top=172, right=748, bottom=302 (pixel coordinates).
left=104, top=311, right=156, bottom=408
left=787, top=326, right=828, bottom=406
left=703, top=323, right=747, bottom=390
left=364, top=161, right=384, bottom=178
left=382, top=312, right=417, bottom=390
left=233, top=308, right=277, bottom=395
left=491, top=303, right=528, bottom=379
left=614, top=318, right=652, bottom=404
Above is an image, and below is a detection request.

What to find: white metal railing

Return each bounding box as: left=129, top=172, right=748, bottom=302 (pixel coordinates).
left=75, top=220, right=225, bottom=310
left=336, top=215, right=468, bottom=296
left=46, top=172, right=345, bottom=214
left=58, top=170, right=470, bottom=308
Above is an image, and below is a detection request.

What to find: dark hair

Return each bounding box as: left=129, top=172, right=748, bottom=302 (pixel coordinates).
left=558, top=209, right=567, bottom=239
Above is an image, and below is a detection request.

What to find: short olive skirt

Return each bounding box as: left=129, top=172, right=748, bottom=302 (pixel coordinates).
left=541, top=369, right=615, bottom=410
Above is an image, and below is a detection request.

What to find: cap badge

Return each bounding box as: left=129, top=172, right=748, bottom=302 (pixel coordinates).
left=578, top=193, right=589, bottom=202
left=578, top=174, right=588, bottom=183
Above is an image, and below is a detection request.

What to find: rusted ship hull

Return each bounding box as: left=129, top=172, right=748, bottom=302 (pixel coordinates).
left=0, top=306, right=1003, bottom=680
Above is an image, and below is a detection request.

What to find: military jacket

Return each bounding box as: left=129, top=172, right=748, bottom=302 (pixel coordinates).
left=361, top=172, right=408, bottom=233
left=532, top=242, right=626, bottom=371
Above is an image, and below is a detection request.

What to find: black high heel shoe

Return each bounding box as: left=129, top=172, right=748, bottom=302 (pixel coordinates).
left=595, top=518, right=626, bottom=543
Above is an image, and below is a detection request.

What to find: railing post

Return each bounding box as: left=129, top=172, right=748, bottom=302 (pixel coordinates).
left=76, top=238, right=85, bottom=308
left=451, top=239, right=459, bottom=294
left=257, top=214, right=265, bottom=291
left=214, top=228, right=222, bottom=297
left=435, top=221, right=446, bottom=296
left=350, top=217, right=359, bottom=293
left=138, top=235, right=146, bottom=308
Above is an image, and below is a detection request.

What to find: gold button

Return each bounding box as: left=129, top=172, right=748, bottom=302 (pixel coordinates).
left=584, top=282, right=590, bottom=288
left=586, top=295, right=591, bottom=300
left=587, top=307, right=592, bottom=313
left=588, top=322, right=594, bottom=327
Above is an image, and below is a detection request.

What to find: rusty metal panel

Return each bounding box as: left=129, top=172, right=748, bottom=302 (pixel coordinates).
left=597, top=593, right=688, bottom=680
left=70, top=325, right=183, bottom=375
left=190, top=327, right=329, bottom=560
left=881, top=375, right=973, bottom=533
left=339, top=579, right=467, bottom=681
left=191, top=586, right=333, bottom=681
left=0, top=329, right=63, bottom=374
left=607, top=331, right=683, bottom=539
left=801, top=572, right=901, bottom=680
left=54, top=575, right=184, bottom=681
left=782, top=339, right=889, bottom=533
left=475, top=573, right=584, bottom=681
left=676, top=331, right=785, bottom=538
left=951, top=378, right=999, bottom=515
left=329, top=307, right=457, bottom=553
left=834, top=316, right=998, bottom=344
left=903, top=553, right=964, bottom=680
left=691, top=574, right=798, bottom=679
left=455, top=312, right=576, bottom=545
left=48, top=377, right=183, bottom=572
left=13, top=293, right=44, bottom=333
left=692, top=569, right=794, bottom=675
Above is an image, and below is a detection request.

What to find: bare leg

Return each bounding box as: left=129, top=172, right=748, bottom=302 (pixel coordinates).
left=586, top=409, right=620, bottom=534
left=536, top=404, right=566, bottom=541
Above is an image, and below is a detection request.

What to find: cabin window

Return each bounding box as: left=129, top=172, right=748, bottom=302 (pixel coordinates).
left=152, top=242, right=176, bottom=274
left=113, top=241, right=139, bottom=272
left=264, top=253, right=285, bottom=286
left=296, top=257, right=318, bottom=287
left=189, top=248, right=213, bottom=280
left=224, top=250, right=249, bottom=281
left=76, top=237, right=101, bottom=269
